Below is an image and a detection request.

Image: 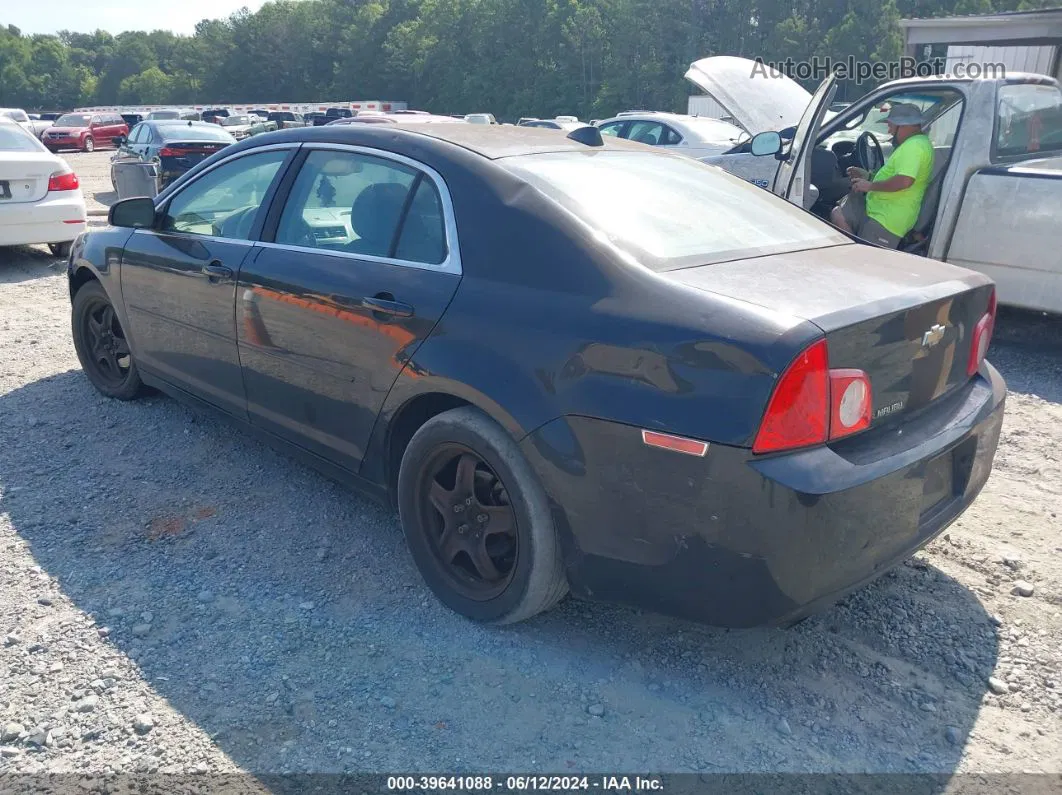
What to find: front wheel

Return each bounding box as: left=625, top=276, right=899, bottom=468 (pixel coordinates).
left=82, top=136, right=94, bottom=153
left=397, top=407, right=569, bottom=624
left=71, top=281, right=146, bottom=400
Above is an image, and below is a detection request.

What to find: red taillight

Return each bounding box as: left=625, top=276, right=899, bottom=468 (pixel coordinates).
left=48, top=171, right=79, bottom=192
left=967, top=288, right=997, bottom=376
left=752, top=339, right=830, bottom=454
left=159, top=147, right=182, bottom=156
left=753, top=339, right=873, bottom=454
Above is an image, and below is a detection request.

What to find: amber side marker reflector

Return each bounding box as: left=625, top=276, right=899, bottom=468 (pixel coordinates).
left=641, top=429, right=709, bottom=457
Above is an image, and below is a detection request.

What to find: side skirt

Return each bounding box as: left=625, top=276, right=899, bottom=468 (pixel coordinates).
left=139, top=369, right=391, bottom=508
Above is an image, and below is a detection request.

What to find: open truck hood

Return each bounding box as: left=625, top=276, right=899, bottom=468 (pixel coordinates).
left=684, top=56, right=812, bottom=136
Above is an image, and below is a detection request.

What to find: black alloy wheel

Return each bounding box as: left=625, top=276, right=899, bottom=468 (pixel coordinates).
left=417, top=444, right=519, bottom=600
left=71, top=281, right=146, bottom=400
left=397, top=406, right=569, bottom=624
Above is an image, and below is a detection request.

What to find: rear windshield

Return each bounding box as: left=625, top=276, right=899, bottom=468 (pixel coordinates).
left=55, top=114, right=91, bottom=127
left=0, top=124, right=44, bottom=152
left=159, top=124, right=235, bottom=142
left=501, top=151, right=848, bottom=269
left=996, top=83, right=1062, bottom=158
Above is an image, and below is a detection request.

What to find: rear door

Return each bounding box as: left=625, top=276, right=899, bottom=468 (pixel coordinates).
left=236, top=144, right=462, bottom=471
left=773, top=73, right=837, bottom=209
left=119, top=145, right=298, bottom=417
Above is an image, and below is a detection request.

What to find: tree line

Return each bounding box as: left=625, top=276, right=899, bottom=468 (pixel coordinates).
left=0, top=0, right=1055, bottom=122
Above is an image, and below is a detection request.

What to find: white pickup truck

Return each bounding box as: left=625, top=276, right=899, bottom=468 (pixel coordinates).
left=0, top=108, right=53, bottom=139
left=688, top=56, right=1062, bottom=315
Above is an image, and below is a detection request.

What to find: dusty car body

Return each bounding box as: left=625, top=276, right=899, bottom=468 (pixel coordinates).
left=689, top=55, right=1062, bottom=315
left=66, top=123, right=1004, bottom=629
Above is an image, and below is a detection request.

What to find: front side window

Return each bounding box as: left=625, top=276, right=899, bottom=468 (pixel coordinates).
left=996, top=83, right=1062, bottom=158
left=598, top=122, right=626, bottom=138
left=502, top=150, right=849, bottom=270
left=275, top=149, right=447, bottom=264
left=160, top=150, right=288, bottom=239
left=128, top=125, right=145, bottom=144
left=822, top=90, right=964, bottom=158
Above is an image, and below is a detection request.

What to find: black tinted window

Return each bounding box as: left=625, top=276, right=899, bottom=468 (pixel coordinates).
left=395, top=178, right=446, bottom=264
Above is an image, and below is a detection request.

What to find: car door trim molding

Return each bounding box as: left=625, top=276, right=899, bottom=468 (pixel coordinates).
left=255, top=141, right=462, bottom=276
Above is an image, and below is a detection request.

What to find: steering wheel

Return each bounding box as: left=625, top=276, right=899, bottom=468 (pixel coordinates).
left=218, top=206, right=257, bottom=240
left=856, top=131, right=885, bottom=173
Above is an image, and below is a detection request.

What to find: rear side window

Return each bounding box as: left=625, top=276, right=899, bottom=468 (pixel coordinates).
left=275, top=149, right=447, bottom=265
left=995, top=83, right=1062, bottom=158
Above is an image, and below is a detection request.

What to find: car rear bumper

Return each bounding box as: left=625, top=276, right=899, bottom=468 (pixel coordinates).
left=519, top=362, right=1006, bottom=627
left=0, top=194, right=87, bottom=246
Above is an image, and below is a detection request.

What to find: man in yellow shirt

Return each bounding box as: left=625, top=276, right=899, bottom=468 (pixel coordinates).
left=830, top=103, right=935, bottom=249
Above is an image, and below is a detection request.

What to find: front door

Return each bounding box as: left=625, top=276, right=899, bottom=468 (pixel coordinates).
left=119, top=146, right=296, bottom=418
left=773, top=73, right=837, bottom=208
left=236, top=145, right=461, bottom=471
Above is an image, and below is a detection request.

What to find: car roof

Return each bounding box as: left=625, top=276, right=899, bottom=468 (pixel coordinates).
left=227, top=123, right=651, bottom=161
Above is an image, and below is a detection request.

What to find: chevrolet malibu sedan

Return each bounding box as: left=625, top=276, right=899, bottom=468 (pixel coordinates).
left=66, top=124, right=1005, bottom=627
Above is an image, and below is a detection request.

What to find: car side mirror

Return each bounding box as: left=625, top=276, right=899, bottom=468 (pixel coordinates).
left=112, top=135, right=127, bottom=146
left=750, top=131, right=783, bottom=158
left=109, top=197, right=157, bottom=229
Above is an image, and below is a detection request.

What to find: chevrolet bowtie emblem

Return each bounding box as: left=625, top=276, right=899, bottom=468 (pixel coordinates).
left=921, top=324, right=947, bottom=348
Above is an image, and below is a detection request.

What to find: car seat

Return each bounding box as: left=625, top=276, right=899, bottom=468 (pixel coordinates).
left=347, top=182, right=410, bottom=257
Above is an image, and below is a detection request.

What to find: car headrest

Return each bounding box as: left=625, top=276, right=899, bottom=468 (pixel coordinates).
left=350, top=182, right=409, bottom=256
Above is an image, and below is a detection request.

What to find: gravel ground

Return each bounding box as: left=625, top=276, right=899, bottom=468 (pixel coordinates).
left=57, top=149, right=117, bottom=216
left=1, top=153, right=1061, bottom=786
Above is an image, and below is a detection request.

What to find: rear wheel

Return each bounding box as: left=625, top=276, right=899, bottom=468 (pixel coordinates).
left=82, top=136, right=94, bottom=153
left=49, top=242, right=72, bottom=258
left=397, top=407, right=568, bottom=624
left=71, top=281, right=146, bottom=400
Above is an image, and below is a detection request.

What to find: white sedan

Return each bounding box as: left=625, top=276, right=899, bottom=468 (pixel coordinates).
left=593, top=111, right=747, bottom=159
left=0, top=118, right=86, bottom=258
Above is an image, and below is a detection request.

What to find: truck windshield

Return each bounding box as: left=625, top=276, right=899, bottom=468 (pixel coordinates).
left=996, top=83, right=1062, bottom=158
left=501, top=150, right=849, bottom=270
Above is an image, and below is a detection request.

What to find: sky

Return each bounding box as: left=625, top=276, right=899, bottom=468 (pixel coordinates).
left=5, top=0, right=271, bottom=36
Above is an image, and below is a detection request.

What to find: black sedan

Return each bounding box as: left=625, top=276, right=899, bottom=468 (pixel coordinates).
left=67, top=124, right=1006, bottom=628
left=110, top=120, right=237, bottom=191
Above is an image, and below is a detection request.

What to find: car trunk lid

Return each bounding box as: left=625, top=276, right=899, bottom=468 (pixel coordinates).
left=683, top=55, right=812, bottom=136
left=0, top=152, right=59, bottom=203
left=665, top=243, right=995, bottom=427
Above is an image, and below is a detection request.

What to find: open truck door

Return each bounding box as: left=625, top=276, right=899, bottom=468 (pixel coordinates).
left=772, top=73, right=837, bottom=209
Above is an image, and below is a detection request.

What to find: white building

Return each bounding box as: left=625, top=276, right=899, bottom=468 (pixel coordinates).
left=899, top=8, right=1062, bottom=82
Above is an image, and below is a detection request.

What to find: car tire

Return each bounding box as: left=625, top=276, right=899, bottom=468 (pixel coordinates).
left=397, top=406, right=569, bottom=625
left=82, top=136, right=94, bottom=153
left=49, top=242, right=72, bottom=258
left=71, top=281, right=146, bottom=401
